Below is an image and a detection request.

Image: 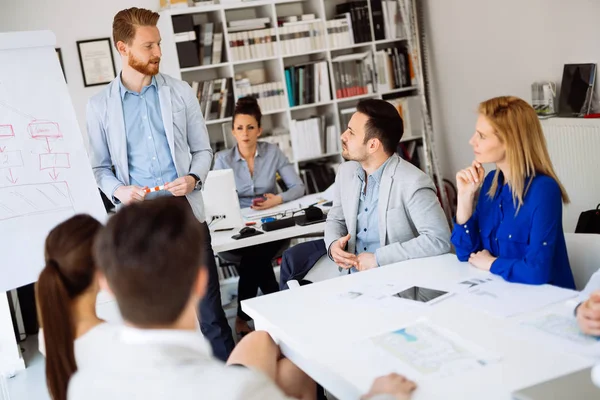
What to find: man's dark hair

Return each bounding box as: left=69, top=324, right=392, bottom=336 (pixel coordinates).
left=356, top=99, right=404, bottom=155
left=94, top=197, right=204, bottom=326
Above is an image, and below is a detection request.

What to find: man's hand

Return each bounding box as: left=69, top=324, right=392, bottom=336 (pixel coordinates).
left=468, top=249, right=496, bottom=271
left=362, top=373, right=417, bottom=400
left=577, top=291, right=600, bottom=336
left=114, top=185, right=147, bottom=205
left=330, top=234, right=357, bottom=269
left=165, top=176, right=195, bottom=197
left=357, top=252, right=377, bottom=271
left=251, top=193, right=283, bottom=210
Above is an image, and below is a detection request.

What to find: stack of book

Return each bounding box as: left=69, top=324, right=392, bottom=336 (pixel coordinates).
left=299, top=161, right=337, bottom=194
left=387, top=96, right=422, bottom=141
left=172, top=15, right=224, bottom=67
left=258, top=130, right=293, bottom=162
left=335, top=1, right=371, bottom=44
left=216, top=263, right=239, bottom=282
left=190, top=78, right=234, bottom=121
left=290, top=117, right=338, bottom=161
left=374, top=46, right=415, bottom=92
left=370, top=0, right=405, bottom=40
left=326, top=17, right=353, bottom=49
left=235, top=79, right=287, bottom=112
left=331, top=52, right=374, bottom=99
left=277, top=14, right=326, bottom=55
left=339, top=107, right=356, bottom=131
left=284, top=61, right=331, bottom=107
left=227, top=18, right=277, bottom=61
left=196, top=22, right=224, bottom=66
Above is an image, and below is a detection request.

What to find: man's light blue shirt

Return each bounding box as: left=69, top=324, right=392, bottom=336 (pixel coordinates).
left=118, top=75, right=178, bottom=192
left=353, top=157, right=391, bottom=271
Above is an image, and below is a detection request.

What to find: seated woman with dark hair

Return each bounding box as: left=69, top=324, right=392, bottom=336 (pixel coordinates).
left=36, top=214, right=113, bottom=400
left=213, top=96, right=305, bottom=337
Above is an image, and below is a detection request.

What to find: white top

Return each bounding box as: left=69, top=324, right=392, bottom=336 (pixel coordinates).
left=37, top=323, right=115, bottom=361
left=67, top=325, right=296, bottom=400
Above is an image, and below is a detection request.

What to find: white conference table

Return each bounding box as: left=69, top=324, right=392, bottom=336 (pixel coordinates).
left=210, top=193, right=329, bottom=253
left=242, top=254, right=597, bottom=400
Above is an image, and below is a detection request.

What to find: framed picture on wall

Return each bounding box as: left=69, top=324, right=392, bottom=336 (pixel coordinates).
left=76, top=38, right=116, bottom=87
left=55, top=48, right=66, bottom=82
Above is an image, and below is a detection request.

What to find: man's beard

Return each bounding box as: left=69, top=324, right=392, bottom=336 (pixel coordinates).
left=129, top=53, right=160, bottom=76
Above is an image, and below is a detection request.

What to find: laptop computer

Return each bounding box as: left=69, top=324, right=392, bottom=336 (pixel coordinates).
left=512, top=367, right=600, bottom=400
left=201, top=169, right=244, bottom=231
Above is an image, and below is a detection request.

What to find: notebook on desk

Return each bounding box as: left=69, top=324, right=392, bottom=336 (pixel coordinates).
left=512, top=367, right=600, bottom=400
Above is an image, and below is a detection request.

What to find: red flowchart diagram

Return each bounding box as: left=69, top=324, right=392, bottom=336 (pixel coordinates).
left=0, top=120, right=71, bottom=184
left=0, top=101, right=75, bottom=221
left=29, top=121, right=71, bottom=181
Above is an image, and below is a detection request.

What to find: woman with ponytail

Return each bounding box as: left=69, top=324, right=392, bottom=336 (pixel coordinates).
left=213, top=96, right=305, bottom=337
left=36, top=214, right=105, bottom=400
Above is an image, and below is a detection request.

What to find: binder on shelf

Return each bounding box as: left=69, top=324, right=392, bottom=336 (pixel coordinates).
left=172, top=14, right=200, bottom=68
left=285, top=61, right=331, bottom=107
left=331, top=52, right=374, bottom=99
left=189, top=78, right=233, bottom=121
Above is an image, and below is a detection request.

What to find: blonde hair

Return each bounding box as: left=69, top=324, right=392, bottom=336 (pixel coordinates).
left=112, top=8, right=160, bottom=49
left=478, top=96, right=569, bottom=211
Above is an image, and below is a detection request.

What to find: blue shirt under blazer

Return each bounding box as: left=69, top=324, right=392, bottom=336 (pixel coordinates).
left=213, top=142, right=305, bottom=208
left=87, top=73, right=213, bottom=222
left=451, top=171, right=575, bottom=289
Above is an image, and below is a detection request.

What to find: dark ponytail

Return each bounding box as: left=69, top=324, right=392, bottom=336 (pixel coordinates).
left=35, top=215, right=102, bottom=400
left=232, top=96, right=262, bottom=128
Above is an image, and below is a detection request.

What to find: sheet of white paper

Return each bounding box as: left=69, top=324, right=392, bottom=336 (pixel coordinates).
left=369, top=319, right=500, bottom=379
left=513, top=308, right=600, bottom=357
left=456, top=280, right=578, bottom=318
left=319, top=318, right=500, bottom=389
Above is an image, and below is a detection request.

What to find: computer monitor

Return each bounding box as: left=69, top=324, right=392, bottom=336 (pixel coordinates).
left=201, top=169, right=244, bottom=231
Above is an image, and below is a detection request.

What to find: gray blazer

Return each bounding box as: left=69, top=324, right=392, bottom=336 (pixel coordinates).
left=86, top=73, right=212, bottom=222
left=325, top=154, right=451, bottom=266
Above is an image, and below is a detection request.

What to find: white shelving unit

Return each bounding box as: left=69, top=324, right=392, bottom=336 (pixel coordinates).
left=157, top=0, right=424, bottom=171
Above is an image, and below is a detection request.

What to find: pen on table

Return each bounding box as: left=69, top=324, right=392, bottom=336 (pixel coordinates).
left=144, top=185, right=165, bottom=194
left=307, top=199, right=327, bottom=207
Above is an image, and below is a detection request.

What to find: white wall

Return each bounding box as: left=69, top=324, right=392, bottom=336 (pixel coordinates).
left=0, top=0, right=159, bottom=375
left=0, top=0, right=159, bottom=145
left=422, top=0, right=600, bottom=177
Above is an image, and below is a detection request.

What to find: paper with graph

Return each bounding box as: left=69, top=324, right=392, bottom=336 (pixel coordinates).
left=456, top=280, right=578, bottom=318
left=517, top=312, right=600, bottom=357
left=368, top=319, right=499, bottom=379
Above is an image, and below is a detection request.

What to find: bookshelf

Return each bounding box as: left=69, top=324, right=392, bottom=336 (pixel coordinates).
left=157, top=0, right=424, bottom=173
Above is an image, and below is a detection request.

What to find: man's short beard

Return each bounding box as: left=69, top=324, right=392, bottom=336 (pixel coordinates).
left=129, top=54, right=160, bottom=76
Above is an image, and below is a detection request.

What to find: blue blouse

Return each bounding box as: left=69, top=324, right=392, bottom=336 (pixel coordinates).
left=451, top=171, right=575, bottom=289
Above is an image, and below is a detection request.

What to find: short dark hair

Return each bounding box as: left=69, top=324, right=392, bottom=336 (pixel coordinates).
left=356, top=99, right=404, bottom=155
left=232, top=96, right=262, bottom=128
left=94, top=198, right=204, bottom=326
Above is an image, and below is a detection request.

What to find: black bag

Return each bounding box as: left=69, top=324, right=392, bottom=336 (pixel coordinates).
left=575, top=204, right=600, bottom=234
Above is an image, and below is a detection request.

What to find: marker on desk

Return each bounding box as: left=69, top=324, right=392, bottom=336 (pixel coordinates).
left=144, top=185, right=165, bottom=194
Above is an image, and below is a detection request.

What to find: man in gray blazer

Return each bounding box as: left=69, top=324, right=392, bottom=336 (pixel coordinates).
left=280, top=99, right=450, bottom=285
left=327, top=99, right=451, bottom=272
left=86, top=8, right=233, bottom=360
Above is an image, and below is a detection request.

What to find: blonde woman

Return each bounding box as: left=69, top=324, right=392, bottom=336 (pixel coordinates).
left=452, top=96, right=575, bottom=288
